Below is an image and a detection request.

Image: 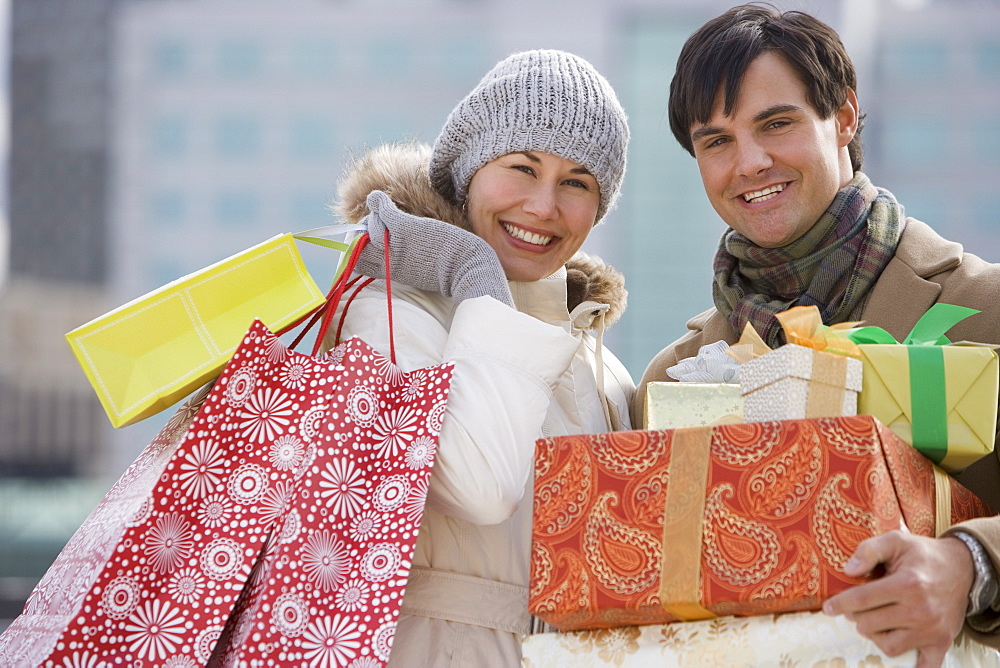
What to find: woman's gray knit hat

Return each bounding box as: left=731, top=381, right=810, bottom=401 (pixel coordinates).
left=429, top=49, right=629, bottom=222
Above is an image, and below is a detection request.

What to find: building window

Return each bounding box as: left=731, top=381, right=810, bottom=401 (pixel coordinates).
left=974, top=41, right=1000, bottom=79
left=216, top=115, right=261, bottom=158
left=217, top=39, right=263, bottom=79
left=972, top=195, right=1000, bottom=262
left=895, top=190, right=946, bottom=228
left=149, top=257, right=187, bottom=292
left=289, top=191, right=331, bottom=228
left=885, top=41, right=948, bottom=79
left=290, top=40, right=336, bottom=78
left=152, top=116, right=188, bottom=158
left=884, top=114, right=947, bottom=164
left=368, top=41, right=413, bottom=79
left=439, top=40, right=489, bottom=80
left=363, top=116, right=408, bottom=148
left=152, top=39, right=188, bottom=78
left=149, top=190, right=185, bottom=225
left=214, top=190, right=260, bottom=227
left=972, top=117, right=1000, bottom=165
left=290, top=117, right=336, bottom=159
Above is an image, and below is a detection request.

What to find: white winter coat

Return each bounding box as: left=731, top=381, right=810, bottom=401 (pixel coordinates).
left=326, top=143, right=635, bottom=667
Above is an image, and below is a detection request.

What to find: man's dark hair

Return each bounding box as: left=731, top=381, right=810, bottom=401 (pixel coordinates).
left=669, top=3, right=865, bottom=171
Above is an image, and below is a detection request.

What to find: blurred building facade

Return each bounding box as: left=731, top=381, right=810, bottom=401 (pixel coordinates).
left=3, top=0, right=116, bottom=477
left=0, top=0, right=124, bottom=618
left=2, top=0, right=1000, bottom=622
left=861, top=0, right=1000, bottom=262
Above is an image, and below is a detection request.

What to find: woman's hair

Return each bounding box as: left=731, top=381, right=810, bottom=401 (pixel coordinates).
left=669, top=3, right=865, bottom=172
left=429, top=49, right=630, bottom=222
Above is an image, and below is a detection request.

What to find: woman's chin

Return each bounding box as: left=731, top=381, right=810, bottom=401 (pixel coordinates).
left=503, top=266, right=555, bottom=283
left=494, top=247, right=569, bottom=283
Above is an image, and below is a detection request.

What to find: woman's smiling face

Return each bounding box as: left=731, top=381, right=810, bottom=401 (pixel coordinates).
left=465, top=151, right=601, bottom=283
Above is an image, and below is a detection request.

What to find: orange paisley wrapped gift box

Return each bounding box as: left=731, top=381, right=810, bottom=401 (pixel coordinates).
left=529, top=415, right=991, bottom=632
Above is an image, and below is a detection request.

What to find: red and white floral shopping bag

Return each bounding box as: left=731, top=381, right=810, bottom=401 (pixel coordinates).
left=209, top=231, right=455, bottom=667
left=0, top=318, right=354, bottom=666
left=211, top=333, right=453, bottom=666
left=0, top=386, right=213, bottom=667
left=0, top=232, right=455, bottom=667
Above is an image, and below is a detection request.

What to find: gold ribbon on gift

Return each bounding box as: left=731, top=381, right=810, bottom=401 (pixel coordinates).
left=726, top=305, right=862, bottom=365
left=660, top=427, right=716, bottom=621
left=806, top=350, right=849, bottom=417
left=774, top=306, right=863, bottom=358
left=933, top=465, right=952, bottom=537
left=728, top=305, right=858, bottom=418
left=727, top=322, right=772, bottom=364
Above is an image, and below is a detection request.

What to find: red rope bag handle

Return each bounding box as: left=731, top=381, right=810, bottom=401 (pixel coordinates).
left=287, top=229, right=396, bottom=365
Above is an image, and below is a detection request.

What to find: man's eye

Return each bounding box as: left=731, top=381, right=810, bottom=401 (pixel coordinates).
left=706, top=136, right=727, bottom=148
left=767, top=120, right=790, bottom=130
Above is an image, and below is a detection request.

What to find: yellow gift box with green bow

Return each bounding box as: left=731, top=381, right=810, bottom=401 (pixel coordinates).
left=849, top=304, right=999, bottom=472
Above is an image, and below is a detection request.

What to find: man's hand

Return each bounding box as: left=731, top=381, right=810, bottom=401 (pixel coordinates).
left=822, top=531, right=974, bottom=668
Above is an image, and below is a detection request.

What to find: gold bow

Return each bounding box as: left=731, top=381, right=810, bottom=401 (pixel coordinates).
left=727, top=305, right=863, bottom=363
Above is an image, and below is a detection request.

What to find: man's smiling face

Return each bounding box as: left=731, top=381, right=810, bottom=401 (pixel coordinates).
left=690, top=51, right=858, bottom=248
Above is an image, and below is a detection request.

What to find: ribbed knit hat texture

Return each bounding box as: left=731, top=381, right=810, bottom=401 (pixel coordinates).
left=429, top=49, right=629, bottom=222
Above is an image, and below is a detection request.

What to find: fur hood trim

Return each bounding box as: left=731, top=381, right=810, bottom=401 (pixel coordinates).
left=333, top=142, right=628, bottom=327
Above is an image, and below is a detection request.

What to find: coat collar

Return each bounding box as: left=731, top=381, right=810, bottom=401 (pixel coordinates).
left=510, top=265, right=571, bottom=326
left=860, top=219, right=958, bottom=340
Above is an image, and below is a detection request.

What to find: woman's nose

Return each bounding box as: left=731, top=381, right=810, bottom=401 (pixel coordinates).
left=522, top=185, right=558, bottom=220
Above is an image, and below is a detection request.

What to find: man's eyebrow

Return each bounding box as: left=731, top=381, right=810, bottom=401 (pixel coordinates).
left=691, top=125, right=724, bottom=143
left=753, top=104, right=802, bottom=124
left=691, top=104, right=805, bottom=144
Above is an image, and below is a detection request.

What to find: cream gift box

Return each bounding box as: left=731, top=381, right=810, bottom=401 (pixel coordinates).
left=644, top=382, right=743, bottom=430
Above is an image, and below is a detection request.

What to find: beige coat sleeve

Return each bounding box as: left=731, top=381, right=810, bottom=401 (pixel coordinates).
left=944, top=519, right=1000, bottom=648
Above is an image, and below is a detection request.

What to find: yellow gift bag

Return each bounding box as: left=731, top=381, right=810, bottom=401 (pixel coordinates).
left=66, top=230, right=359, bottom=427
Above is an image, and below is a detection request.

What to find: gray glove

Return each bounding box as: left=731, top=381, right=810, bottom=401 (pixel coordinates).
left=355, top=190, right=514, bottom=307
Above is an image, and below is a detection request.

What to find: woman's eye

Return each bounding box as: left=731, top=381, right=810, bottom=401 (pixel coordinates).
left=512, top=164, right=535, bottom=175
left=564, top=179, right=590, bottom=190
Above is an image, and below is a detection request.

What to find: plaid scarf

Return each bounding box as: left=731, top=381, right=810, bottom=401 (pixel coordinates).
left=712, top=172, right=906, bottom=348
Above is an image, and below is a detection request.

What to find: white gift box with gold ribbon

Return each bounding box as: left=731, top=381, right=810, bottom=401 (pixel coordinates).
left=740, top=343, right=862, bottom=423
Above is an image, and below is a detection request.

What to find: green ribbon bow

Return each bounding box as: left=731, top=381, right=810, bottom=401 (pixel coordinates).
left=847, top=304, right=981, bottom=464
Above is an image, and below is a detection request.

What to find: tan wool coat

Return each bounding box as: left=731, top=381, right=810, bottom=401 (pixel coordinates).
left=634, top=218, right=1000, bottom=646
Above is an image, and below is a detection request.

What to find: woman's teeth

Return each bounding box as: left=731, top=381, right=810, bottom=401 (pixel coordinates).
left=503, top=222, right=553, bottom=246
